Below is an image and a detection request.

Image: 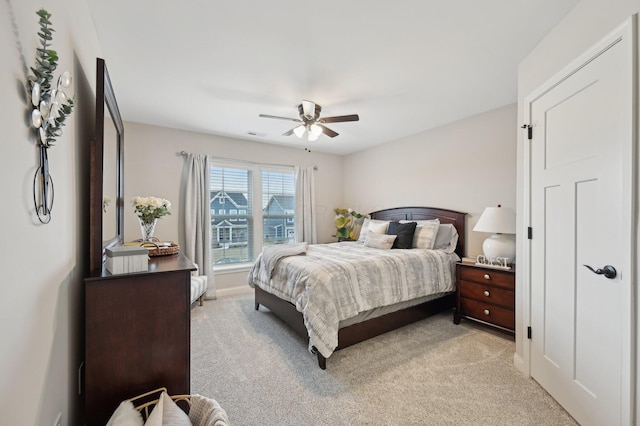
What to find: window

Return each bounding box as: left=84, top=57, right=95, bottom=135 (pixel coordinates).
left=210, top=166, right=253, bottom=265
left=210, top=163, right=295, bottom=267
left=262, top=169, right=295, bottom=246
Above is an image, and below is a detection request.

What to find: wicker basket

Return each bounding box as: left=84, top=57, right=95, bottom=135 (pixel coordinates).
left=146, top=242, right=180, bottom=257
left=125, top=240, right=180, bottom=257
left=129, top=241, right=180, bottom=257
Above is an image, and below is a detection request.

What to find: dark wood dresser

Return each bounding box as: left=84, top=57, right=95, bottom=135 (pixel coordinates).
left=84, top=253, right=195, bottom=425
left=453, top=262, right=515, bottom=333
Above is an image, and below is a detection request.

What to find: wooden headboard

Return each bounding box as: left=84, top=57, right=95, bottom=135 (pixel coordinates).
left=369, top=206, right=467, bottom=258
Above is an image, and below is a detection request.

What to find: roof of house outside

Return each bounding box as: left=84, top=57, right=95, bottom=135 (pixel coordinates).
left=210, top=191, right=248, bottom=208
left=264, top=195, right=294, bottom=213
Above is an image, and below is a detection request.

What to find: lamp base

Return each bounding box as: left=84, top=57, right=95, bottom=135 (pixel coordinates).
left=482, top=234, right=515, bottom=264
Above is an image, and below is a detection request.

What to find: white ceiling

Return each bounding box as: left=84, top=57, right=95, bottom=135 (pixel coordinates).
left=85, top=0, right=579, bottom=155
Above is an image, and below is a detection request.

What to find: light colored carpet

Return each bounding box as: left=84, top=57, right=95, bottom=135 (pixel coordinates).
left=191, top=293, right=577, bottom=426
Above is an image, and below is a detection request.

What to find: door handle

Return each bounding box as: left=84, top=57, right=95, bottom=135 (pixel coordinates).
left=583, top=264, right=617, bottom=279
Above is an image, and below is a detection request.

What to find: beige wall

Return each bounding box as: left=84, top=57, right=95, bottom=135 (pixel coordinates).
left=124, top=122, right=345, bottom=291
left=124, top=105, right=517, bottom=294
left=344, top=103, right=517, bottom=258
left=0, top=0, right=100, bottom=425
left=515, top=0, right=640, bottom=392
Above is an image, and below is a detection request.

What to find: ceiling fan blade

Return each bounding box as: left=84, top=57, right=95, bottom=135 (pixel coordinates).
left=319, top=114, right=360, bottom=123
left=282, top=128, right=296, bottom=136
left=259, top=114, right=302, bottom=122
left=318, top=124, right=339, bottom=138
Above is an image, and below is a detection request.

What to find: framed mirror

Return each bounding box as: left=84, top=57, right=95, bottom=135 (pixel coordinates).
left=89, top=58, right=124, bottom=272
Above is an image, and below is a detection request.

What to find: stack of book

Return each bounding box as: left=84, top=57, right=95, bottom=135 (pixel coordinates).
left=105, top=246, right=149, bottom=274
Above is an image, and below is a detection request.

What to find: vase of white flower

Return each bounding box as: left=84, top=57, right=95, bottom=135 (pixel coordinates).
left=139, top=218, right=158, bottom=242
left=132, top=196, right=171, bottom=242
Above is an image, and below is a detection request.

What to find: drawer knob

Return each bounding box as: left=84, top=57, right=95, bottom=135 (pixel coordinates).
left=484, top=290, right=490, bottom=297
left=483, top=274, right=491, bottom=280
left=483, top=309, right=490, bottom=316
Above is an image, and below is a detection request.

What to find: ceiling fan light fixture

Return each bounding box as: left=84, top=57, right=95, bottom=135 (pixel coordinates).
left=259, top=99, right=359, bottom=141
left=309, top=123, right=322, bottom=137
left=302, top=100, right=315, bottom=119
left=293, top=125, right=305, bottom=138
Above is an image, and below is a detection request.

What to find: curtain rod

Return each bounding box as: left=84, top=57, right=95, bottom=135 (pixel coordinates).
left=179, top=151, right=318, bottom=170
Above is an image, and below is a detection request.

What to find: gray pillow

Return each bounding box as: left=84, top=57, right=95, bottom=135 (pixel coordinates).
left=364, top=231, right=397, bottom=249
left=433, top=224, right=459, bottom=253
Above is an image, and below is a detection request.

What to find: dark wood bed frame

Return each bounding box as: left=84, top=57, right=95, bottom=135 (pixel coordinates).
left=254, top=206, right=467, bottom=369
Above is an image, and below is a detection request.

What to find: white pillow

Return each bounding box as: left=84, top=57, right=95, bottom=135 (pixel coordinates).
left=357, top=217, right=371, bottom=242
left=401, top=219, right=440, bottom=249
left=144, top=395, right=163, bottom=426
left=144, top=392, right=192, bottom=426
left=357, top=219, right=390, bottom=241
left=433, top=223, right=459, bottom=253
left=368, top=220, right=389, bottom=234
left=364, top=231, right=397, bottom=249
left=106, top=401, right=144, bottom=426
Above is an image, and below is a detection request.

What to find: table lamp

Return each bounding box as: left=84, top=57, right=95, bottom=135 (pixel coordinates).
left=473, top=205, right=516, bottom=264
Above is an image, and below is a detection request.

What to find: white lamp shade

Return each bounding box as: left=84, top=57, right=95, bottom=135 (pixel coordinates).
left=309, top=123, right=322, bottom=137
left=473, top=206, right=516, bottom=234
left=293, top=125, right=305, bottom=138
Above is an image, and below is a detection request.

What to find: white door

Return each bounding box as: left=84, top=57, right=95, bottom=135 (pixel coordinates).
left=526, top=19, right=634, bottom=426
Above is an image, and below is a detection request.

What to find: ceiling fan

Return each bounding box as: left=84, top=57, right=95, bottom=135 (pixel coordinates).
left=259, top=100, right=359, bottom=141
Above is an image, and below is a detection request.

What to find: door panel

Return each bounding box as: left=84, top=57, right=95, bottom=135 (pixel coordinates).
left=527, top=19, right=633, bottom=426
left=545, top=80, right=600, bottom=169
left=540, top=184, right=569, bottom=370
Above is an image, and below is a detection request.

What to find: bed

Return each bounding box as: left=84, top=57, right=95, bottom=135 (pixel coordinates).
left=249, top=206, right=466, bottom=369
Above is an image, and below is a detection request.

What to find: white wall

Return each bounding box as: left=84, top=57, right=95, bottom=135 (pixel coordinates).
left=123, top=122, right=345, bottom=292
left=515, top=0, right=640, bottom=377
left=0, top=1, right=100, bottom=425
left=344, top=103, right=517, bottom=258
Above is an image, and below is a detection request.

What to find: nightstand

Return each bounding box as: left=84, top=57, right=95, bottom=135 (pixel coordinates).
left=453, top=262, right=515, bottom=334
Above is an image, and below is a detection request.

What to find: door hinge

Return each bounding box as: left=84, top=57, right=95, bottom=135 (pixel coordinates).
left=527, top=327, right=532, bottom=339
left=521, top=124, right=532, bottom=140
left=527, top=227, right=532, bottom=240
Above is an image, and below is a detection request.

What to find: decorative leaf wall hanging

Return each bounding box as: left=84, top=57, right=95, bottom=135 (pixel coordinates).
left=28, top=9, right=75, bottom=223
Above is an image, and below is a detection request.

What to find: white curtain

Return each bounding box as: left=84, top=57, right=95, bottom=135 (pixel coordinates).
left=294, top=165, right=317, bottom=244
left=184, top=153, right=215, bottom=298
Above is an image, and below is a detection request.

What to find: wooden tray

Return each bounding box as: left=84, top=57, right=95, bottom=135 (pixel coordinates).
left=140, top=242, right=179, bottom=257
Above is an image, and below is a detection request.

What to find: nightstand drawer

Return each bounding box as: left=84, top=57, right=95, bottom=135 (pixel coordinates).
left=459, top=280, right=515, bottom=309
left=458, top=266, right=513, bottom=289
left=459, top=298, right=515, bottom=330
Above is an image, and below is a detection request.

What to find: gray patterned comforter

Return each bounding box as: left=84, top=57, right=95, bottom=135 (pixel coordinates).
left=248, top=241, right=458, bottom=358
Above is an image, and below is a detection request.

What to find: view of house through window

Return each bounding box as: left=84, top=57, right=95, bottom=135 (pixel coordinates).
left=210, top=164, right=295, bottom=266
left=262, top=170, right=295, bottom=246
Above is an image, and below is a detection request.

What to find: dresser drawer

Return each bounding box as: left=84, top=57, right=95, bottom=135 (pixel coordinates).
left=458, top=266, right=514, bottom=289
left=459, top=298, right=515, bottom=330
left=459, top=280, right=515, bottom=309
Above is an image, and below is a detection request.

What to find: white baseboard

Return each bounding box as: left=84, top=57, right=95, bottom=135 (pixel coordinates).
left=513, top=353, right=529, bottom=376
left=214, top=285, right=253, bottom=299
